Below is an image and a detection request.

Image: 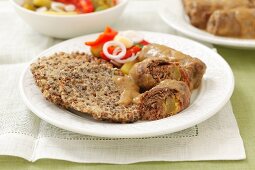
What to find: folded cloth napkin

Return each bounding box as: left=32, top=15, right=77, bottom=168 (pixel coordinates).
left=0, top=63, right=246, bottom=164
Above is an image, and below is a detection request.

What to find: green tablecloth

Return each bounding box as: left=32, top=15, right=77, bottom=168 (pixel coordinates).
left=0, top=47, right=254, bottom=170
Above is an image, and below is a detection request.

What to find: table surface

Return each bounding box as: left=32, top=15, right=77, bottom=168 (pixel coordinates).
left=1, top=0, right=255, bottom=169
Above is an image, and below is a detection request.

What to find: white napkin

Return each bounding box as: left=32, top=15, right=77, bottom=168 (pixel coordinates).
left=0, top=0, right=245, bottom=164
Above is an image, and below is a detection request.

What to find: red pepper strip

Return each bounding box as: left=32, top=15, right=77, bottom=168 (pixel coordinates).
left=135, top=40, right=151, bottom=49
left=121, top=45, right=141, bottom=60
left=139, top=40, right=150, bottom=46
left=104, top=26, right=113, bottom=33
left=108, top=46, right=115, bottom=54
left=98, top=46, right=115, bottom=61
left=55, top=0, right=94, bottom=13
left=99, top=51, right=110, bottom=61
left=85, top=27, right=118, bottom=46
left=77, top=0, right=94, bottom=13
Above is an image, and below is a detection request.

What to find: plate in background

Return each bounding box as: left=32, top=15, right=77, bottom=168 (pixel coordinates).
left=158, top=0, right=255, bottom=49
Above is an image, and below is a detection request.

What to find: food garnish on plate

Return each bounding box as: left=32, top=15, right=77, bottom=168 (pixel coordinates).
left=22, top=0, right=117, bottom=15
left=183, top=0, right=255, bottom=39
left=30, top=27, right=206, bottom=123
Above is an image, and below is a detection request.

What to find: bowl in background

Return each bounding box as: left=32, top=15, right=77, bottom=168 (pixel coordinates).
left=11, top=0, right=128, bottom=39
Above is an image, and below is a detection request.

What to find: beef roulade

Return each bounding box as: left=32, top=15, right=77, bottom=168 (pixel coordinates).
left=129, top=57, right=189, bottom=90
left=138, top=79, right=191, bottom=120
left=182, top=0, right=254, bottom=29
left=206, top=8, right=255, bottom=38
left=137, top=44, right=206, bottom=90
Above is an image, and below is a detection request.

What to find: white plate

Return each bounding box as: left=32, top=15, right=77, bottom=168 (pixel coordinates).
left=20, top=31, right=234, bottom=138
left=158, top=0, right=255, bottom=49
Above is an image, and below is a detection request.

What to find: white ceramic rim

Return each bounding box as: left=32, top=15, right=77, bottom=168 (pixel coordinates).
left=158, top=0, right=255, bottom=49
left=10, top=0, right=128, bottom=18
left=19, top=31, right=234, bottom=138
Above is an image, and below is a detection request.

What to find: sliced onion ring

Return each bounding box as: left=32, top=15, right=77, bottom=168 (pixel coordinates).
left=103, top=41, right=126, bottom=60
left=114, top=53, right=138, bottom=64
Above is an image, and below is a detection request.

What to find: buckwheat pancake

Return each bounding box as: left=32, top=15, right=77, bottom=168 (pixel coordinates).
left=30, top=52, right=111, bottom=106
left=58, top=62, right=140, bottom=123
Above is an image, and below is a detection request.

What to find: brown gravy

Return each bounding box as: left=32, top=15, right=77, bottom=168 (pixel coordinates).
left=113, top=75, right=140, bottom=106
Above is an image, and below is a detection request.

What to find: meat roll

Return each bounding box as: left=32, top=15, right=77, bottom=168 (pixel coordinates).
left=138, top=79, right=191, bottom=120
left=182, top=0, right=254, bottom=29
left=138, top=44, right=206, bottom=90
left=183, top=57, right=206, bottom=90
left=206, top=8, right=255, bottom=38
left=129, top=57, right=190, bottom=90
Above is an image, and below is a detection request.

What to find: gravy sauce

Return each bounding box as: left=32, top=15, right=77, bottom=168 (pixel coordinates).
left=113, top=75, right=140, bottom=105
